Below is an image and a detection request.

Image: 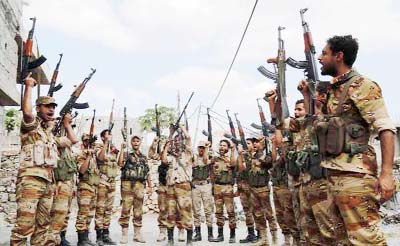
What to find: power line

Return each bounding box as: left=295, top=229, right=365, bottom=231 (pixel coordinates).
left=209, top=0, right=259, bottom=109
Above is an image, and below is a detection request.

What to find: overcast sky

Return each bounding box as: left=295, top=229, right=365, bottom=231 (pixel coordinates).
left=22, top=0, right=400, bottom=139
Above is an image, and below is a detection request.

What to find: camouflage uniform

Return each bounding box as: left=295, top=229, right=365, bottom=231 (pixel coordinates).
left=95, top=145, right=119, bottom=231
left=318, top=70, right=396, bottom=245
left=237, top=155, right=254, bottom=228
left=75, top=148, right=100, bottom=233
left=10, top=116, right=70, bottom=246
left=212, top=154, right=236, bottom=230
left=118, top=150, right=149, bottom=229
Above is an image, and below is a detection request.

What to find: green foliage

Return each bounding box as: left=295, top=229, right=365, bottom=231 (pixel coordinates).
left=138, top=106, right=176, bottom=132
left=4, top=108, right=20, bottom=134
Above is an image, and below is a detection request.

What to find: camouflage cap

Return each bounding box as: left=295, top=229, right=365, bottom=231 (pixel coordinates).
left=81, top=133, right=90, bottom=141
left=131, top=135, right=142, bottom=141
left=35, top=96, right=57, bottom=107
left=197, top=141, right=207, bottom=147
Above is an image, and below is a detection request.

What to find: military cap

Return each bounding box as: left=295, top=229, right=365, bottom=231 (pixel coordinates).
left=35, top=96, right=57, bottom=107
left=81, top=133, right=90, bottom=141
left=131, top=135, right=142, bottom=141
left=197, top=141, right=207, bottom=147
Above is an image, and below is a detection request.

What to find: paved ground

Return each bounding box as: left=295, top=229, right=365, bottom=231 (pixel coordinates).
left=1, top=212, right=400, bottom=246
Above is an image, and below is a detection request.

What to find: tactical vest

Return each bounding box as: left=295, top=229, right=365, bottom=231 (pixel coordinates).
left=237, top=153, right=251, bottom=182
left=158, top=163, right=168, bottom=186
left=79, top=154, right=100, bottom=186
left=97, top=153, right=119, bottom=179
left=315, top=72, right=370, bottom=160
left=271, top=158, right=288, bottom=186
left=20, top=122, right=58, bottom=169
left=192, top=165, right=210, bottom=181
left=249, top=169, right=269, bottom=188
left=54, top=149, right=78, bottom=181
left=121, top=152, right=149, bottom=182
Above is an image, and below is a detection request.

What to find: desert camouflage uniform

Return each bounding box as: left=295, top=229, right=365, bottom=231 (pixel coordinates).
left=118, top=150, right=149, bottom=229
left=319, top=70, right=396, bottom=245
left=165, top=141, right=194, bottom=230
left=95, top=144, right=119, bottom=230
left=10, top=117, right=70, bottom=246
left=192, top=153, right=214, bottom=227
left=237, top=153, right=255, bottom=229
left=75, top=148, right=100, bottom=233
left=212, top=154, right=236, bottom=229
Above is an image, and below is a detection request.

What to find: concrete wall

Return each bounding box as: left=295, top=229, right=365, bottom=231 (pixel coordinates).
left=0, top=0, right=22, bottom=106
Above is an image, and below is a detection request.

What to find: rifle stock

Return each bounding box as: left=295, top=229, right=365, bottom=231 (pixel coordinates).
left=234, top=113, right=247, bottom=150
left=48, top=53, right=63, bottom=96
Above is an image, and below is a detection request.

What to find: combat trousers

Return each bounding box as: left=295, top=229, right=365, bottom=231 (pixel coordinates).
left=158, top=185, right=183, bottom=230
left=10, top=176, right=55, bottom=246
left=274, top=185, right=299, bottom=237
left=299, top=178, right=349, bottom=245
left=328, top=172, right=387, bottom=246
left=95, top=180, right=116, bottom=230
left=46, top=179, right=74, bottom=245
left=250, top=185, right=277, bottom=232
left=192, top=181, right=214, bottom=227
left=118, top=180, right=145, bottom=228
left=166, top=182, right=194, bottom=230
left=75, top=182, right=97, bottom=232
left=214, top=184, right=236, bottom=229
left=238, top=180, right=255, bottom=227
left=292, top=182, right=306, bottom=244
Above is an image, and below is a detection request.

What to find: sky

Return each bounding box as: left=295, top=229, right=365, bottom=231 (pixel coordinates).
left=21, top=0, right=400, bottom=139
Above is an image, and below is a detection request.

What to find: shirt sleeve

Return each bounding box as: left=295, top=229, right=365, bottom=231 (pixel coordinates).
left=55, top=136, right=72, bottom=148
left=20, top=117, right=39, bottom=134
left=349, top=78, right=396, bottom=134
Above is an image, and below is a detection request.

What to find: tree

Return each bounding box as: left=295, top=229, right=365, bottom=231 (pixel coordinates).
left=4, top=109, right=20, bottom=135
left=138, top=105, right=176, bottom=133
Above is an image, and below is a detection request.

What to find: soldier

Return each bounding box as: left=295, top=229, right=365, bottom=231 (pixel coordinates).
left=241, top=135, right=276, bottom=246
left=237, top=138, right=257, bottom=243
left=191, top=141, right=215, bottom=242
left=315, top=35, right=396, bottom=245
left=209, top=139, right=237, bottom=243
left=118, top=135, right=152, bottom=244
left=161, top=125, right=194, bottom=246
left=10, top=76, right=75, bottom=246
left=75, top=133, right=100, bottom=246
left=94, top=130, right=121, bottom=245
left=46, top=114, right=79, bottom=246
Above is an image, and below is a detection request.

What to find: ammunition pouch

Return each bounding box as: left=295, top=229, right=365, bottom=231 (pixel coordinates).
left=158, top=164, right=168, bottom=186
left=249, top=170, right=269, bottom=187
left=192, top=165, right=210, bottom=181
left=237, top=169, right=250, bottom=181
left=121, top=160, right=149, bottom=182
left=286, top=151, right=300, bottom=177
left=54, top=158, right=77, bottom=181
left=80, top=167, right=100, bottom=186
left=98, top=158, right=119, bottom=179
left=272, top=162, right=287, bottom=186
left=20, top=141, right=58, bottom=169
left=215, top=170, right=234, bottom=185
left=306, top=148, right=326, bottom=180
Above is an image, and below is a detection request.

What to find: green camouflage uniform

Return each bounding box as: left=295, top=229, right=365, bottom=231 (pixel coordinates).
left=118, top=150, right=149, bottom=229
left=10, top=117, right=70, bottom=246
left=95, top=145, right=119, bottom=230
left=212, top=154, right=236, bottom=229
left=318, top=70, right=396, bottom=245
left=75, top=148, right=100, bottom=233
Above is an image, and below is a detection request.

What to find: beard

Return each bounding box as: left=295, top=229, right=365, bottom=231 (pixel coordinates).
left=321, top=64, right=338, bottom=77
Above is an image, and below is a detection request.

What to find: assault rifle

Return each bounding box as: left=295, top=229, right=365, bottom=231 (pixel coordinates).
left=19, top=17, right=47, bottom=106
left=201, top=108, right=213, bottom=144
left=121, top=107, right=128, bottom=142
left=234, top=113, right=247, bottom=150
left=226, top=110, right=237, bottom=141
left=256, top=98, right=272, bottom=154
left=47, top=54, right=63, bottom=96
left=258, top=26, right=289, bottom=127
left=53, top=68, right=96, bottom=135
left=153, top=104, right=161, bottom=154
left=107, top=99, right=115, bottom=153
left=89, top=109, right=97, bottom=148
left=168, top=92, right=195, bottom=140
left=286, top=8, right=318, bottom=115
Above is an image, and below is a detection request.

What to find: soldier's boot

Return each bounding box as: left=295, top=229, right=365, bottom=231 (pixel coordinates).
left=120, top=227, right=128, bottom=244
left=60, top=230, right=71, bottom=246
left=166, top=228, right=174, bottom=246
left=282, top=233, right=292, bottom=246
left=186, top=229, right=193, bottom=246
left=96, top=229, right=104, bottom=246
left=192, top=226, right=201, bottom=241
left=85, top=231, right=97, bottom=246
left=229, top=228, right=236, bottom=243
left=252, top=230, right=269, bottom=246
left=102, top=228, right=117, bottom=245
left=207, top=226, right=215, bottom=242
left=209, top=227, right=224, bottom=242
left=239, top=226, right=257, bottom=243
left=77, top=231, right=92, bottom=246
left=133, top=226, right=146, bottom=243
left=157, top=227, right=167, bottom=242
left=178, top=228, right=185, bottom=242
left=271, top=230, right=278, bottom=246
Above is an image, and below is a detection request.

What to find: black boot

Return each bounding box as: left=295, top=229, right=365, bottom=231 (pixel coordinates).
left=239, top=226, right=257, bottom=243
left=60, top=230, right=71, bottom=246
left=228, top=228, right=236, bottom=243
left=96, top=229, right=104, bottom=246
left=209, top=227, right=224, bottom=242
left=192, top=226, right=201, bottom=241
left=167, top=228, right=174, bottom=246
left=85, top=231, right=97, bottom=246
left=77, top=231, right=95, bottom=246
left=186, top=230, right=193, bottom=246
left=255, top=229, right=260, bottom=242
left=207, top=226, right=214, bottom=242
left=102, top=228, right=117, bottom=245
